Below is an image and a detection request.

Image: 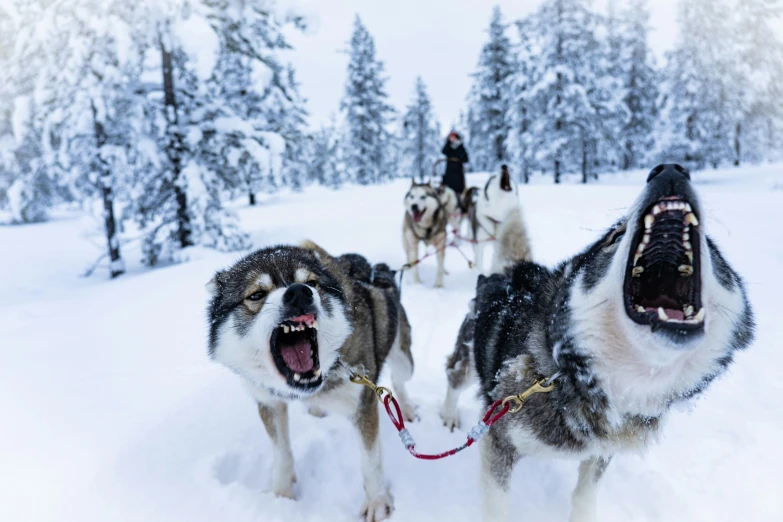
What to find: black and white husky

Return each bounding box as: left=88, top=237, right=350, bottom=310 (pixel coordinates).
left=440, top=164, right=754, bottom=521
left=207, top=241, right=415, bottom=522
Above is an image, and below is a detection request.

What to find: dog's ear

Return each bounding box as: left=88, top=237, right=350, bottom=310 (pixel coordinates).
left=300, top=239, right=329, bottom=260
left=205, top=271, right=227, bottom=295
left=500, top=165, right=512, bottom=192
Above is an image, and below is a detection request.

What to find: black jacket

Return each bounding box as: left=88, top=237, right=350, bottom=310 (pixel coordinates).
left=441, top=140, right=469, bottom=194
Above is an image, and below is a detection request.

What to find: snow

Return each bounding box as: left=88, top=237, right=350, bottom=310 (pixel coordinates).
left=176, top=14, right=220, bottom=81
left=1, top=165, right=782, bottom=521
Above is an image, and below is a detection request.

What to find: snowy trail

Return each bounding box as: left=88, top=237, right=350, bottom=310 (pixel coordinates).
left=2, top=167, right=782, bottom=521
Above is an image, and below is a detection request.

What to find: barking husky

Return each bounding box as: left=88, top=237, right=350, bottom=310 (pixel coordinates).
left=403, top=181, right=451, bottom=287
left=207, top=242, right=415, bottom=521
left=440, top=165, right=754, bottom=521
left=468, top=165, right=533, bottom=274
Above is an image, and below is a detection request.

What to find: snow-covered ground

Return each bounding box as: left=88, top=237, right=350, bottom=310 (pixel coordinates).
left=2, top=165, right=782, bottom=522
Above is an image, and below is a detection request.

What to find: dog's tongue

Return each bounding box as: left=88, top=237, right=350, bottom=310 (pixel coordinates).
left=413, top=210, right=424, bottom=223
left=280, top=342, right=314, bottom=373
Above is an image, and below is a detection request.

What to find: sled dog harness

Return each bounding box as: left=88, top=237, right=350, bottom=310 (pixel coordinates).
left=339, top=361, right=561, bottom=461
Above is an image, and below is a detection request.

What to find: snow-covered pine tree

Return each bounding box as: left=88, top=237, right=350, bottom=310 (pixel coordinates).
left=467, top=6, right=515, bottom=172
left=662, top=0, right=736, bottom=169
left=520, top=0, right=625, bottom=183
left=617, top=0, right=659, bottom=170
left=308, top=123, right=341, bottom=188
left=1, top=1, right=67, bottom=222
left=506, top=17, right=537, bottom=183
left=340, top=16, right=394, bottom=185
left=729, top=0, right=783, bottom=165
left=400, top=77, right=441, bottom=182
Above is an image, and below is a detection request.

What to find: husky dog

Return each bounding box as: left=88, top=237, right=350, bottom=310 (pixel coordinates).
left=207, top=241, right=416, bottom=522
left=440, top=164, right=754, bottom=521
left=403, top=181, right=450, bottom=287
left=469, top=165, right=532, bottom=274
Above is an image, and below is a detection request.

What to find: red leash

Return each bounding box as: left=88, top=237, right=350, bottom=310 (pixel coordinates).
left=344, top=367, right=559, bottom=461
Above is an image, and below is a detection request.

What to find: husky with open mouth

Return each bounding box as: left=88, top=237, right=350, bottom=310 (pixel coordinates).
left=440, top=164, right=754, bottom=521
left=468, top=165, right=533, bottom=274
left=403, top=181, right=451, bottom=287
left=207, top=241, right=416, bottom=522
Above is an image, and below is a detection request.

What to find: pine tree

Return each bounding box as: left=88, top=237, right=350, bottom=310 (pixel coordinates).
left=518, top=0, right=625, bottom=183
left=618, top=0, right=659, bottom=170
left=308, top=123, right=341, bottom=188
left=467, top=6, right=515, bottom=172
left=401, top=77, right=441, bottom=182
left=506, top=17, right=537, bottom=183
left=340, top=16, right=394, bottom=185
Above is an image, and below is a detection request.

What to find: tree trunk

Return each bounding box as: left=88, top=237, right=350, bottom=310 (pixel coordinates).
left=91, top=100, right=125, bottom=279
left=554, top=159, right=561, bottom=184
left=249, top=192, right=256, bottom=206
left=161, top=43, right=193, bottom=248
left=734, top=122, right=741, bottom=167
left=581, top=137, right=589, bottom=184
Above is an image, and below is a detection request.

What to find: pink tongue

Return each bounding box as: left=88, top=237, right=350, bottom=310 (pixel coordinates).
left=280, top=342, right=314, bottom=373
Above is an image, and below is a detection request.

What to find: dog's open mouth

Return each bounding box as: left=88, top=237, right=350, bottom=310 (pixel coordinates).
left=270, top=313, right=323, bottom=389
left=624, top=197, right=704, bottom=333
left=411, top=207, right=426, bottom=223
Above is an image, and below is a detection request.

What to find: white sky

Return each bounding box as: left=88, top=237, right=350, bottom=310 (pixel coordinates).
left=282, top=0, right=683, bottom=132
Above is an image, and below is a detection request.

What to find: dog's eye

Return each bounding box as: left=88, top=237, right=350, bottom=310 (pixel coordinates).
left=420, top=196, right=425, bottom=200
left=305, top=280, right=319, bottom=288
left=612, top=232, right=625, bottom=244
left=246, top=292, right=266, bottom=301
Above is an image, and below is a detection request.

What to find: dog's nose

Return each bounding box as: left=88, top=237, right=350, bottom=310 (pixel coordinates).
left=647, top=163, right=690, bottom=183
left=411, top=204, right=420, bottom=213
left=283, top=283, right=314, bottom=315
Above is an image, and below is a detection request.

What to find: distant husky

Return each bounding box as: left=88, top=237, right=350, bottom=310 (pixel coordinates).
left=207, top=241, right=415, bottom=522
left=403, top=181, right=451, bottom=287
left=440, top=164, right=755, bottom=521
left=468, top=165, right=532, bottom=274
left=435, top=184, right=463, bottom=231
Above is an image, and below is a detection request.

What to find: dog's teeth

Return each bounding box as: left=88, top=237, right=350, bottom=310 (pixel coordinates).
left=293, top=373, right=301, bottom=382
left=633, top=253, right=642, bottom=266
left=314, top=368, right=321, bottom=377
left=312, top=320, right=318, bottom=330
left=685, top=213, right=699, bottom=226
left=678, top=264, right=694, bottom=277
left=686, top=251, right=694, bottom=263
left=683, top=241, right=692, bottom=251
left=642, top=234, right=651, bottom=245
left=694, top=308, right=706, bottom=322
left=283, top=324, right=290, bottom=333
left=637, top=243, right=645, bottom=254
left=636, top=305, right=646, bottom=313
left=653, top=204, right=664, bottom=215
left=632, top=266, right=644, bottom=277
left=658, top=307, right=669, bottom=321
left=684, top=203, right=692, bottom=212
left=644, top=215, right=655, bottom=229
left=683, top=233, right=690, bottom=241
left=684, top=304, right=695, bottom=318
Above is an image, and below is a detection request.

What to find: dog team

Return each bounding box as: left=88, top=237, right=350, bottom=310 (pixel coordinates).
left=206, top=163, right=754, bottom=522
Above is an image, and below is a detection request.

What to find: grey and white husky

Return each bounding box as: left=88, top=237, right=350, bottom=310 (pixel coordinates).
left=207, top=241, right=415, bottom=522
left=403, top=181, right=451, bottom=287
left=440, top=164, right=754, bottom=521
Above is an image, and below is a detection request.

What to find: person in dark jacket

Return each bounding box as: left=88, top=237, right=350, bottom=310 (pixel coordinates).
left=441, top=131, right=469, bottom=196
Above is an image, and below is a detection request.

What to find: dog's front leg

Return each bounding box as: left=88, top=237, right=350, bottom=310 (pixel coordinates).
left=474, top=241, right=486, bottom=274
left=355, top=390, right=393, bottom=522
left=403, top=230, right=421, bottom=284
left=480, top=430, right=520, bottom=522
left=257, top=402, right=296, bottom=499
left=570, top=456, right=612, bottom=522
left=434, top=236, right=446, bottom=288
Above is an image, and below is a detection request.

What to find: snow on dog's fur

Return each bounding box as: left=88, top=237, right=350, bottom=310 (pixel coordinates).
left=468, top=165, right=532, bottom=274
left=441, top=164, right=755, bottom=522
left=207, top=242, right=416, bottom=522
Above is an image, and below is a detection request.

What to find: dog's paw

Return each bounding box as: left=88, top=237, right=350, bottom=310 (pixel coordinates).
left=270, top=472, right=297, bottom=499
left=399, top=401, right=419, bottom=423
left=439, top=407, right=460, bottom=432
left=434, top=279, right=444, bottom=289
left=307, top=406, right=327, bottom=418
left=361, top=491, right=394, bottom=522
